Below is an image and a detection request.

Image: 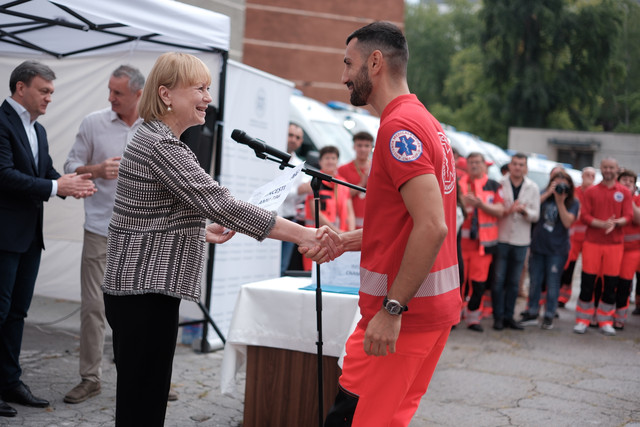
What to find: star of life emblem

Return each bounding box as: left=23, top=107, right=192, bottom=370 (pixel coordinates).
left=613, top=191, right=624, bottom=202
left=390, top=130, right=422, bottom=162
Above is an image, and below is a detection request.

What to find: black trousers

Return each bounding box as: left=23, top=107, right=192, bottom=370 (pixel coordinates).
left=0, top=239, right=41, bottom=392
left=104, top=293, right=180, bottom=427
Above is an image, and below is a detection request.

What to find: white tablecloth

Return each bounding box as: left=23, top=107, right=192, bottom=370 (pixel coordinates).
left=220, top=277, right=360, bottom=396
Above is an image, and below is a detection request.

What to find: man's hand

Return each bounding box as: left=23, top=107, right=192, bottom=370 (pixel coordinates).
left=57, top=173, right=97, bottom=199
left=363, top=309, right=402, bottom=356
left=205, top=223, right=235, bottom=244
left=298, top=226, right=342, bottom=264
left=98, top=156, right=122, bottom=180
left=463, top=193, right=482, bottom=208
left=602, top=215, right=616, bottom=234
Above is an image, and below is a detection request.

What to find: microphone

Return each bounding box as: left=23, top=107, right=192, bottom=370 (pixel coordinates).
left=231, top=129, right=291, bottom=167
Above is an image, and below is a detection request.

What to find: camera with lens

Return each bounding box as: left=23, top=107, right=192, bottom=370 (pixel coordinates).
left=555, top=183, right=569, bottom=195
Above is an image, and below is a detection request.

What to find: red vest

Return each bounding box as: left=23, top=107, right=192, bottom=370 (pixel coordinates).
left=459, top=174, right=501, bottom=255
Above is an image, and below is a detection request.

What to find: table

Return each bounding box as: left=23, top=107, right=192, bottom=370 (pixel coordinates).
left=221, top=277, right=360, bottom=426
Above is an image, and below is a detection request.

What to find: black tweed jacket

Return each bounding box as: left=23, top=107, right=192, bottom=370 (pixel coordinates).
left=102, top=120, right=276, bottom=301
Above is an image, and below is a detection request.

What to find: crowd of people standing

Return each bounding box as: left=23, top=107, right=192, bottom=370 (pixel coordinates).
left=453, top=151, right=639, bottom=335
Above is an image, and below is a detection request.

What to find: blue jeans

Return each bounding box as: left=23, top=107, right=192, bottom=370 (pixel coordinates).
left=528, top=252, right=567, bottom=319
left=492, top=243, right=528, bottom=321
left=281, top=241, right=296, bottom=276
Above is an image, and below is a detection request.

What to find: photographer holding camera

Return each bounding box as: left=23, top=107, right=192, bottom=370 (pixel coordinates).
left=520, top=170, right=579, bottom=329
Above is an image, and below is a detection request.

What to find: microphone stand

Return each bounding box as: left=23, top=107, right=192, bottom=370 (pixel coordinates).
left=243, top=148, right=364, bottom=427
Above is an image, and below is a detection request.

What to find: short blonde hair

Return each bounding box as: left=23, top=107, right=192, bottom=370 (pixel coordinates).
left=138, top=52, right=211, bottom=122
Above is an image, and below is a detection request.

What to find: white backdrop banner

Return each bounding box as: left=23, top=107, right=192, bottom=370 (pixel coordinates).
left=202, top=60, right=294, bottom=347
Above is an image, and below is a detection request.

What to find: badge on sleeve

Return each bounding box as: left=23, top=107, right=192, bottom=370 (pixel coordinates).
left=390, top=130, right=422, bottom=162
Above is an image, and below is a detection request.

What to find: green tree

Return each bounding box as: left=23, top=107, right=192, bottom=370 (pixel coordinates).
left=405, top=0, right=482, bottom=109
left=599, top=0, right=640, bottom=133
left=405, top=0, right=640, bottom=146
left=480, top=0, right=622, bottom=134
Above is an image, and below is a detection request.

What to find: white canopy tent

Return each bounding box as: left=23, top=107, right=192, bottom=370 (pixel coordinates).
left=0, top=0, right=231, bottom=327
left=0, top=0, right=229, bottom=56
left=1, top=1, right=293, bottom=348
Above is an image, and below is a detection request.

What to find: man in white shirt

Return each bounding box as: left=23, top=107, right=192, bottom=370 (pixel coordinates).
left=492, top=153, right=540, bottom=330
left=277, top=122, right=309, bottom=275
left=63, top=65, right=144, bottom=404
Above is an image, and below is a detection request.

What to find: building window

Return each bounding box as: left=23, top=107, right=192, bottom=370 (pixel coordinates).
left=557, top=149, right=594, bottom=171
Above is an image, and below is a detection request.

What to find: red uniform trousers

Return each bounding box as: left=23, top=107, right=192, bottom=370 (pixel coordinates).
left=337, top=325, right=451, bottom=427
left=559, top=236, right=585, bottom=305
left=461, top=249, right=493, bottom=325
left=576, top=241, right=623, bottom=328
left=615, top=249, right=640, bottom=326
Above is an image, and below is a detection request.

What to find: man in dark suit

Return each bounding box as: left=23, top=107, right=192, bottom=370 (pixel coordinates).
left=0, top=60, right=96, bottom=417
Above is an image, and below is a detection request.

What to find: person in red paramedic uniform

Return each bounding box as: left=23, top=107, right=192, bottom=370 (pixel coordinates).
left=338, top=131, right=374, bottom=229
left=614, top=170, right=640, bottom=330
left=458, top=152, right=504, bottom=332
left=312, top=22, right=462, bottom=427
left=558, top=166, right=596, bottom=307
left=573, top=158, right=633, bottom=336
left=302, top=145, right=354, bottom=271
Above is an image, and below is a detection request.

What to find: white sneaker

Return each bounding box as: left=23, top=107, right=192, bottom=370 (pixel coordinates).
left=600, top=324, right=616, bottom=336
left=573, top=323, right=588, bottom=334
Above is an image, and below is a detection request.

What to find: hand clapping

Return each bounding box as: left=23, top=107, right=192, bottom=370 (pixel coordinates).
left=57, top=173, right=97, bottom=199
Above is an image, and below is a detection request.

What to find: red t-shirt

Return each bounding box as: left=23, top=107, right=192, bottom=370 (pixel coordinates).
left=304, top=174, right=351, bottom=231
left=581, top=182, right=633, bottom=245
left=338, top=161, right=367, bottom=228
left=623, top=194, right=640, bottom=251
left=358, top=94, right=461, bottom=332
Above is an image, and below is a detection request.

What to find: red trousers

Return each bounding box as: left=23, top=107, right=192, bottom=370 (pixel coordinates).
left=338, top=325, right=451, bottom=427
left=581, top=241, right=623, bottom=277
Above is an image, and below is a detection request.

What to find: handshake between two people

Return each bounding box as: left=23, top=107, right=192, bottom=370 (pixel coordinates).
left=205, top=222, right=356, bottom=265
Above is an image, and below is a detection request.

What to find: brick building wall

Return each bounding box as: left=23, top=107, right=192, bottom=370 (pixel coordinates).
left=243, top=0, right=404, bottom=104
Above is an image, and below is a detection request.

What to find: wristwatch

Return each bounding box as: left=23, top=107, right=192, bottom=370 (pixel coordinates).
left=382, top=297, right=408, bottom=316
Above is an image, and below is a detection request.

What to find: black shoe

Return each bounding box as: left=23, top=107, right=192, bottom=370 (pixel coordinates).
left=558, top=301, right=565, bottom=308
left=1, top=383, right=49, bottom=408
left=541, top=317, right=554, bottom=330
left=468, top=324, right=484, bottom=332
left=492, top=319, right=504, bottom=330
left=504, top=318, right=524, bottom=330
left=519, top=313, right=539, bottom=326
left=632, top=307, right=640, bottom=315
left=0, top=399, right=17, bottom=417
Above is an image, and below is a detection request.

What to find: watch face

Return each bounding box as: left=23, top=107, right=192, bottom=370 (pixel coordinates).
left=386, top=301, right=402, bottom=315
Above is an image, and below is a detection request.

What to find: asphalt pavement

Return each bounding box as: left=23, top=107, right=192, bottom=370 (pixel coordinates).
left=2, top=285, right=639, bottom=427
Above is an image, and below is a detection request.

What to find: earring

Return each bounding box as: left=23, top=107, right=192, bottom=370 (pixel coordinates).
left=167, top=106, right=172, bottom=112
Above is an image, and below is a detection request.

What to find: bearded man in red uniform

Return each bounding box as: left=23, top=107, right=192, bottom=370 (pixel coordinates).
left=573, top=158, right=633, bottom=336
left=312, top=22, right=461, bottom=427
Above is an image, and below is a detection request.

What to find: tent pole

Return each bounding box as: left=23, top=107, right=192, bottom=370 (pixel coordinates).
left=197, top=51, right=229, bottom=353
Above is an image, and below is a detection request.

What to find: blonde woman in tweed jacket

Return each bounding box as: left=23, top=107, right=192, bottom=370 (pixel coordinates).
left=102, top=52, right=340, bottom=427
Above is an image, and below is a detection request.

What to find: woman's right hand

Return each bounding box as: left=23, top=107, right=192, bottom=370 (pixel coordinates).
left=298, top=226, right=343, bottom=264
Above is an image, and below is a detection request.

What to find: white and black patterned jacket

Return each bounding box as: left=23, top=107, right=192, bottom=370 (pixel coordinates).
left=102, top=120, right=276, bottom=301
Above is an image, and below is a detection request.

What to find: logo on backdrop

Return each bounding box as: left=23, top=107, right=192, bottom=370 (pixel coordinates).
left=439, top=132, right=455, bottom=195
left=255, top=87, right=266, bottom=118
left=390, top=130, right=422, bottom=162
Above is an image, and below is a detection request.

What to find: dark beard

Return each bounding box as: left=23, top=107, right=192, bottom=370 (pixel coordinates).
left=349, top=65, right=372, bottom=107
